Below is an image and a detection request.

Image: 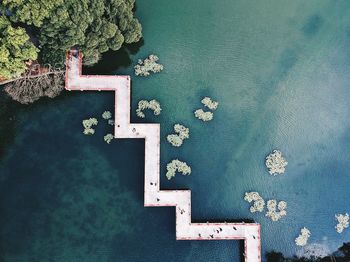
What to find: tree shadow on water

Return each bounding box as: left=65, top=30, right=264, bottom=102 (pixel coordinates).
left=83, top=39, right=145, bottom=75
left=125, top=38, right=145, bottom=55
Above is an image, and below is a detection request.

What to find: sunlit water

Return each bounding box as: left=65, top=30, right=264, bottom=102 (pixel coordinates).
left=1, top=0, right=350, bottom=261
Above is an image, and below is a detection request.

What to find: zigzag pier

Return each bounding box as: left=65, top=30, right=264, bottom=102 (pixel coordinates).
left=65, top=50, right=261, bottom=262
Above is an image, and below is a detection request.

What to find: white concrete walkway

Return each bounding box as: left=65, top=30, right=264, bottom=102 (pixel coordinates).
left=65, top=50, right=261, bottom=262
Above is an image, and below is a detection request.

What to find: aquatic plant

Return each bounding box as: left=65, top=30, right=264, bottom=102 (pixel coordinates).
left=82, top=118, right=98, bottom=135
left=104, top=134, right=114, bottom=144
left=167, top=134, right=183, bottom=147
left=265, top=150, right=288, bottom=175
left=244, top=192, right=286, bottom=219
left=166, top=124, right=190, bottom=147
left=194, top=109, right=213, bottom=121
left=295, top=227, right=311, bottom=246
left=108, top=119, right=115, bottom=126
left=266, top=199, right=287, bottom=221
left=174, top=124, right=190, bottom=140
left=201, top=97, right=219, bottom=110
left=244, top=192, right=265, bottom=213
left=335, top=213, right=349, bottom=233
left=102, top=111, right=112, bottom=120
left=134, top=55, right=163, bottom=76
left=136, top=99, right=162, bottom=118
left=83, top=128, right=95, bottom=135
left=166, top=159, right=191, bottom=180
left=83, top=118, right=98, bottom=128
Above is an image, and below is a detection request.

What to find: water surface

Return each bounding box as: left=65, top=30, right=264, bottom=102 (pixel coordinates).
left=1, top=0, right=350, bottom=261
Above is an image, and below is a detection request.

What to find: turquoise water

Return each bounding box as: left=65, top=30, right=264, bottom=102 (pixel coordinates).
left=1, top=0, right=350, bottom=261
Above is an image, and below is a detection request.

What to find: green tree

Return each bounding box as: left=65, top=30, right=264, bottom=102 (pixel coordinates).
left=0, top=16, right=38, bottom=79
left=1, top=0, right=64, bottom=27
left=1, top=0, right=142, bottom=69
left=1, top=0, right=142, bottom=66
left=40, top=0, right=142, bottom=66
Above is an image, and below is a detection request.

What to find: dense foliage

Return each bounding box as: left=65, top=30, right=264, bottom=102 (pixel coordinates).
left=38, top=0, right=142, bottom=65
left=1, top=0, right=63, bottom=27
left=0, top=16, right=38, bottom=79
left=0, top=0, right=142, bottom=78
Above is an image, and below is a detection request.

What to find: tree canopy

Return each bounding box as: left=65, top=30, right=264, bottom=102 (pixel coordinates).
left=1, top=0, right=64, bottom=27
left=1, top=0, right=142, bottom=67
left=0, top=16, right=38, bottom=79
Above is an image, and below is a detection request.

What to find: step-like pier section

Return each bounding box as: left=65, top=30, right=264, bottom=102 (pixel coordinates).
left=65, top=50, right=261, bottom=262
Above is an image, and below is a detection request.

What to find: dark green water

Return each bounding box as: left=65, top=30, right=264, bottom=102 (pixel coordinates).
left=1, top=0, right=350, bottom=261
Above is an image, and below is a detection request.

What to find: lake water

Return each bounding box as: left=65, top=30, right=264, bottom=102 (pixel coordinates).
left=1, top=0, right=350, bottom=261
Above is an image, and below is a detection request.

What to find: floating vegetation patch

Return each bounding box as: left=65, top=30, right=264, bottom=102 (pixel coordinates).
left=102, top=111, right=112, bottom=120
left=166, top=124, right=189, bottom=147
left=104, top=133, right=114, bottom=144
left=82, top=118, right=98, bottom=135
left=265, top=199, right=287, bottom=221
left=244, top=192, right=265, bottom=213
left=166, top=134, right=183, bottom=147
left=201, top=97, right=219, bottom=111
left=136, top=99, right=161, bottom=118
left=295, top=227, right=311, bottom=247
left=194, top=109, right=213, bottom=122
left=134, top=55, right=163, bottom=76
left=194, top=96, right=218, bottom=122
left=244, top=192, right=287, bottom=221
left=335, top=213, right=349, bottom=233
left=166, top=159, right=191, bottom=180
left=265, top=150, right=288, bottom=175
